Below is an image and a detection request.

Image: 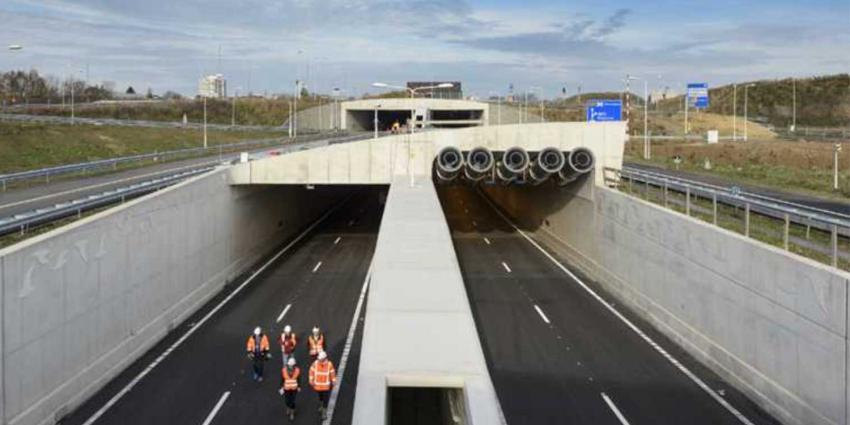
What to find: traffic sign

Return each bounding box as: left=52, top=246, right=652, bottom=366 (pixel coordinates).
left=687, top=83, right=709, bottom=109
left=586, top=100, right=622, bottom=122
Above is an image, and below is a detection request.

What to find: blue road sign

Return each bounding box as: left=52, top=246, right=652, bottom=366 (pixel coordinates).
left=687, top=83, right=709, bottom=109
left=586, top=100, right=622, bottom=122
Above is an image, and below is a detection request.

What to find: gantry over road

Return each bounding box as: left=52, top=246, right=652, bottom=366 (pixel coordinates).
left=0, top=118, right=844, bottom=425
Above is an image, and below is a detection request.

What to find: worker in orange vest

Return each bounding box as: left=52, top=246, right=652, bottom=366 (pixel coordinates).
left=278, top=357, right=301, bottom=421
left=309, top=350, right=337, bottom=420
left=308, top=326, right=325, bottom=361
left=246, top=326, right=271, bottom=382
left=279, top=325, right=297, bottom=367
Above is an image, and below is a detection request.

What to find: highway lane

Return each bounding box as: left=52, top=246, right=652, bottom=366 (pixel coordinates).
left=60, top=187, right=386, bottom=425
left=626, top=162, right=850, bottom=215
left=437, top=184, right=780, bottom=425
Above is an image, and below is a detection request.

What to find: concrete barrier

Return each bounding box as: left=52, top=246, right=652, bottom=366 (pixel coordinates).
left=482, top=182, right=850, bottom=425
left=0, top=168, right=346, bottom=425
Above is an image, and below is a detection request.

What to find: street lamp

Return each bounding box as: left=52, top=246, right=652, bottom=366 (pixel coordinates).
left=744, top=83, right=756, bottom=141
left=627, top=76, right=650, bottom=159
left=733, top=84, right=738, bottom=141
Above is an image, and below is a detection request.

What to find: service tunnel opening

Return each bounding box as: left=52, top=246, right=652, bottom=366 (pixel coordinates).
left=346, top=109, right=413, bottom=132
left=387, top=386, right=467, bottom=425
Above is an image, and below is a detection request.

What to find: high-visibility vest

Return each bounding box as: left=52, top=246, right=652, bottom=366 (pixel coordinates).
left=280, top=333, right=297, bottom=354
left=282, top=366, right=300, bottom=391
left=308, top=334, right=324, bottom=356
left=309, top=360, right=336, bottom=392
left=246, top=334, right=270, bottom=354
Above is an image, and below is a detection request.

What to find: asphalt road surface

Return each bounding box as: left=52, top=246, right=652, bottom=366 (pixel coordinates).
left=60, top=187, right=386, bottom=425
left=438, top=184, right=780, bottom=425
left=625, top=162, right=850, bottom=215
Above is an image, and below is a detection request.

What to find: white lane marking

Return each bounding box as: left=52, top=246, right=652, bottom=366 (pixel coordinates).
left=0, top=162, right=221, bottom=212
left=80, top=203, right=343, bottom=425
left=324, top=263, right=373, bottom=425
left=483, top=237, right=491, bottom=245
left=276, top=304, right=292, bottom=323
left=201, top=391, right=231, bottom=425
left=472, top=220, right=477, bottom=227
left=481, top=194, right=756, bottom=425
left=534, top=305, right=551, bottom=324
left=601, top=393, right=631, bottom=425
left=312, top=261, right=323, bottom=273
left=334, top=236, right=341, bottom=245
left=501, top=261, right=511, bottom=273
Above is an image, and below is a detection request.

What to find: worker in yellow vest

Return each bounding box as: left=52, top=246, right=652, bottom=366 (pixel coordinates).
left=278, top=357, right=301, bottom=421
left=309, top=351, right=337, bottom=420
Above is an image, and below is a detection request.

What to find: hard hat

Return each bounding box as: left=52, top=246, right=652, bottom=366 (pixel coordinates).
left=254, top=326, right=261, bottom=336
left=284, top=325, right=292, bottom=334
left=287, top=358, right=296, bottom=367
left=318, top=351, right=327, bottom=361
left=312, top=326, right=320, bottom=335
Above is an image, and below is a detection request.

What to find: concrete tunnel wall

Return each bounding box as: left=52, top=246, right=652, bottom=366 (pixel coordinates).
left=0, top=168, right=348, bottom=425
left=481, top=182, right=850, bottom=425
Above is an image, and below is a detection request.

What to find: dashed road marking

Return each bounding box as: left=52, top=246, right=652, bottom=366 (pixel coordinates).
left=276, top=304, right=292, bottom=323
left=601, top=393, right=631, bottom=425
left=534, top=304, right=550, bottom=324
left=501, top=261, right=511, bottom=273
left=483, top=237, right=491, bottom=245
left=312, top=261, right=323, bottom=273
left=201, top=391, right=231, bottom=425
left=334, top=236, right=341, bottom=245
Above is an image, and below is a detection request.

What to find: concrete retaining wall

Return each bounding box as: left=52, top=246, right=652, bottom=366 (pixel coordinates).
left=482, top=182, right=849, bottom=425
left=0, top=168, right=346, bottom=425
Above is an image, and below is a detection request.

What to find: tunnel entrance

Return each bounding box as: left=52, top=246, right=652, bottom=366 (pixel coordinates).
left=387, top=387, right=466, bottom=425
left=346, top=109, right=413, bottom=132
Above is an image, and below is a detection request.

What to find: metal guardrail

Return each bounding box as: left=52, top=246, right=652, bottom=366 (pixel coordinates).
left=0, top=113, right=285, bottom=132
left=619, top=166, right=848, bottom=267
left=0, top=167, right=214, bottom=237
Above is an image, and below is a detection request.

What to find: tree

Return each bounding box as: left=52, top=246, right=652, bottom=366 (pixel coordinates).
left=146, top=87, right=154, bottom=99
left=162, top=91, right=183, bottom=100
left=300, top=86, right=309, bottom=98
left=126, top=86, right=136, bottom=95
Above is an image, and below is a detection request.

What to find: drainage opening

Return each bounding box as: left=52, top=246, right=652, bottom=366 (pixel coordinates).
left=387, top=387, right=467, bottom=425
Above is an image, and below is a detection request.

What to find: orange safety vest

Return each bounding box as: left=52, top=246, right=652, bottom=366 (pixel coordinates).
left=309, top=360, right=336, bottom=392
left=280, top=333, right=297, bottom=354
left=246, top=334, right=270, bottom=354
left=308, top=334, right=324, bottom=356
left=282, top=366, right=300, bottom=391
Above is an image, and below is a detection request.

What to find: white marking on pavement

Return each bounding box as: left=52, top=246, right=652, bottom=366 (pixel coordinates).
left=501, top=261, right=511, bottom=273
left=482, top=194, right=757, bottom=425
left=80, top=203, right=344, bottom=425
left=472, top=220, right=477, bottom=227
left=276, top=304, right=292, bottom=323
left=601, top=393, right=631, bottom=425
left=334, top=236, right=341, bottom=245
left=201, top=392, right=231, bottom=425
left=312, top=261, right=323, bottom=273
left=324, top=264, right=373, bottom=425
left=483, top=237, right=491, bottom=245
left=534, top=305, right=551, bottom=324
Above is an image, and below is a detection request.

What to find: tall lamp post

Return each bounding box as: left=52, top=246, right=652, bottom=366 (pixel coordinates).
left=6, top=45, right=23, bottom=114
left=744, top=83, right=756, bottom=141
left=627, top=76, right=649, bottom=159
left=733, top=84, right=738, bottom=141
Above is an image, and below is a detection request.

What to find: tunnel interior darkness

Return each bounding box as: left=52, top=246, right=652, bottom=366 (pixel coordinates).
left=347, top=110, right=413, bottom=132
left=388, top=387, right=466, bottom=425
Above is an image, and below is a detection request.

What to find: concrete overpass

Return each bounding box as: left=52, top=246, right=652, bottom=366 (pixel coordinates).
left=0, top=121, right=844, bottom=425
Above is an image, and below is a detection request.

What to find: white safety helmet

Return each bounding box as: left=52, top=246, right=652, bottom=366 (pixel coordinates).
left=312, top=326, right=320, bottom=335
left=317, top=351, right=328, bottom=361
left=254, top=326, right=261, bottom=336
left=287, top=358, right=296, bottom=367
left=283, top=325, right=292, bottom=334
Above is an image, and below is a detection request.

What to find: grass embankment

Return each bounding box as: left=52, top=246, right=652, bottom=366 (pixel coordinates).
left=0, top=122, right=286, bottom=173
left=626, top=137, right=850, bottom=199
left=14, top=97, right=328, bottom=127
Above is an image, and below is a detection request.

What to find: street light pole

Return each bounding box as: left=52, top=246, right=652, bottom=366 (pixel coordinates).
left=733, top=84, right=737, bottom=141
left=744, top=84, right=755, bottom=141
left=203, top=96, right=208, bottom=149
left=792, top=78, right=797, bottom=132
left=834, top=144, right=842, bottom=191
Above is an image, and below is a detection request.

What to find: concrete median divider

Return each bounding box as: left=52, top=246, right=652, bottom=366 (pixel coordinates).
left=482, top=181, right=850, bottom=425
left=0, top=167, right=347, bottom=425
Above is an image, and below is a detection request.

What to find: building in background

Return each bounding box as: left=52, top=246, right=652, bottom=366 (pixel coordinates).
left=198, top=74, right=227, bottom=98
left=406, top=81, right=462, bottom=99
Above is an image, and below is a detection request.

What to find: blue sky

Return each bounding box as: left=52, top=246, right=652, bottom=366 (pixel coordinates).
left=1, top=0, right=848, bottom=98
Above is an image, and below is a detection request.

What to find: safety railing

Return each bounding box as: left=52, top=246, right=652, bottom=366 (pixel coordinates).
left=618, top=166, right=850, bottom=268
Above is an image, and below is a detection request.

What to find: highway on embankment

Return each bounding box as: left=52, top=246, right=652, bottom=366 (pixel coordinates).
left=438, top=184, right=780, bottom=425
left=60, top=187, right=386, bottom=425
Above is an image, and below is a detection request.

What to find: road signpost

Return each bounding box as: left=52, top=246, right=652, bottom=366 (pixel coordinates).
left=687, top=83, right=710, bottom=109
left=586, top=100, right=623, bottom=122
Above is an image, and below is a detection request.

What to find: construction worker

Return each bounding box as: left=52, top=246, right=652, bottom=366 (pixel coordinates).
left=246, top=326, right=270, bottom=382
left=278, top=357, right=301, bottom=421
left=308, top=326, right=325, bottom=361
left=309, top=351, right=337, bottom=420
left=391, top=120, right=400, bottom=134
left=279, top=325, right=297, bottom=367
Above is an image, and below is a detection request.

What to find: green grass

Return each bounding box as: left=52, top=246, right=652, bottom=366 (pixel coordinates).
left=0, top=122, right=287, bottom=173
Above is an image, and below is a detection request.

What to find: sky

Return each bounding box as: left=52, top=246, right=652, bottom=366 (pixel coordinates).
left=1, top=0, right=849, bottom=98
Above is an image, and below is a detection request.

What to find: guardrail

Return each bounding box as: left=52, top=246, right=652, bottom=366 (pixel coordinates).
left=0, top=113, right=285, bottom=132
left=619, top=166, right=849, bottom=267
left=0, top=167, right=214, bottom=237
left=0, top=132, right=346, bottom=190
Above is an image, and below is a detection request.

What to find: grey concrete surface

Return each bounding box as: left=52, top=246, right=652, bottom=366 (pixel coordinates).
left=352, top=176, right=504, bottom=425
left=0, top=167, right=347, bottom=425
left=482, top=178, right=850, bottom=425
